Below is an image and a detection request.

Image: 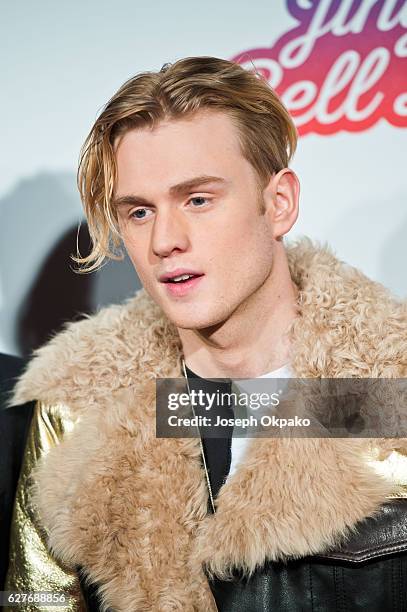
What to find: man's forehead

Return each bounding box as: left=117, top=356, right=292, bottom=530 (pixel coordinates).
left=114, top=109, right=242, bottom=153
left=113, top=111, right=247, bottom=199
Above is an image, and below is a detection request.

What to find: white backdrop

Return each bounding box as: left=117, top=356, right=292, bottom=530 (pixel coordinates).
left=1, top=0, right=406, bottom=355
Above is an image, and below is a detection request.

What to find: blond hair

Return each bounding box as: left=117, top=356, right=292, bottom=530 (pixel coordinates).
left=76, top=56, right=297, bottom=270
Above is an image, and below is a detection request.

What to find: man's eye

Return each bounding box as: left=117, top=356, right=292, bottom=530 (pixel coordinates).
left=130, top=208, right=152, bottom=220
left=189, top=197, right=209, bottom=207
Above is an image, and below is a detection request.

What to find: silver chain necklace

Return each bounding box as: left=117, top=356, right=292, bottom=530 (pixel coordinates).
left=181, top=358, right=216, bottom=514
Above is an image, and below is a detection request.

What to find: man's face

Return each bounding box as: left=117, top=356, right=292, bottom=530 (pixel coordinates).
left=114, top=110, right=276, bottom=330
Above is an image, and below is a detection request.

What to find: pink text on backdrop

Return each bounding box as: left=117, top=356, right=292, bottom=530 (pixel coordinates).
left=232, top=0, right=407, bottom=135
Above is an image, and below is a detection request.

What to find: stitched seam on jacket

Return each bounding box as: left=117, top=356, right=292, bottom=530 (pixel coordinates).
left=320, top=540, right=407, bottom=562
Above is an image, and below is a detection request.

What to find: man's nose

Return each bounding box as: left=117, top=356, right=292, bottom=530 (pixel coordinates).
left=151, top=210, right=190, bottom=258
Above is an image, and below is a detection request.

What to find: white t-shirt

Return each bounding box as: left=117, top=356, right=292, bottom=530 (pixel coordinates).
left=227, top=364, right=292, bottom=479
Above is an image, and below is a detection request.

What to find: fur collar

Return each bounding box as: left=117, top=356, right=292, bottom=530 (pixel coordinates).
left=13, top=238, right=407, bottom=611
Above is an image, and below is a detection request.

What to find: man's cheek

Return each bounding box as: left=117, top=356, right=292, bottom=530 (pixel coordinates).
left=126, top=254, right=148, bottom=285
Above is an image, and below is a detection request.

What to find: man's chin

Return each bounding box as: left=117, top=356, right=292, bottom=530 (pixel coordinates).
left=164, top=308, right=230, bottom=333
left=171, top=317, right=216, bottom=331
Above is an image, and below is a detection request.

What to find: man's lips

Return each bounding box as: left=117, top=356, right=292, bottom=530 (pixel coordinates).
left=158, top=269, right=204, bottom=283
left=158, top=269, right=205, bottom=297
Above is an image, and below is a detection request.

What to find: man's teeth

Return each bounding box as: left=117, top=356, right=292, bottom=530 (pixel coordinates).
left=171, top=274, right=194, bottom=282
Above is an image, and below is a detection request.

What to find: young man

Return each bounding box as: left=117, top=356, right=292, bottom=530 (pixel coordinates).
left=5, top=57, right=407, bottom=611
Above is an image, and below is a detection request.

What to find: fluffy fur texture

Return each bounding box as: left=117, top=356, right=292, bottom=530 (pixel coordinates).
left=13, top=239, right=407, bottom=612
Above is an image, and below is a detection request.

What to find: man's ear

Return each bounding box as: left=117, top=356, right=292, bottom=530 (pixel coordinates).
left=262, top=168, right=300, bottom=239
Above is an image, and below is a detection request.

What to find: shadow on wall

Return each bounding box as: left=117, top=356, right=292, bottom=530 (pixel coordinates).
left=17, top=224, right=141, bottom=357
left=17, top=225, right=94, bottom=355
left=0, top=172, right=140, bottom=357
left=0, top=172, right=83, bottom=354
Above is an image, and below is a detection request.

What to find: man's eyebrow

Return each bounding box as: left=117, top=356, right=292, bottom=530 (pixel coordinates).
left=113, top=175, right=228, bottom=209
left=168, top=175, right=228, bottom=196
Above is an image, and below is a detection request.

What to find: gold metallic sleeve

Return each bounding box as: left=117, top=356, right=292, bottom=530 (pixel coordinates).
left=5, top=401, right=87, bottom=611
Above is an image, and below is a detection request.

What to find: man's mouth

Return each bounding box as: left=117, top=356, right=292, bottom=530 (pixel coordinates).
left=159, top=269, right=205, bottom=296
left=164, top=273, right=203, bottom=284
left=159, top=269, right=204, bottom=284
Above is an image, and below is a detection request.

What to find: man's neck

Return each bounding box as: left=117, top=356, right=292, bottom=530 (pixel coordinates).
left=178, top=245, right=299, bottom=379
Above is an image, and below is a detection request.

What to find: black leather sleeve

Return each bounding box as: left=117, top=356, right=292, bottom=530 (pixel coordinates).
left=0, top=354, right=34, bottom=589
